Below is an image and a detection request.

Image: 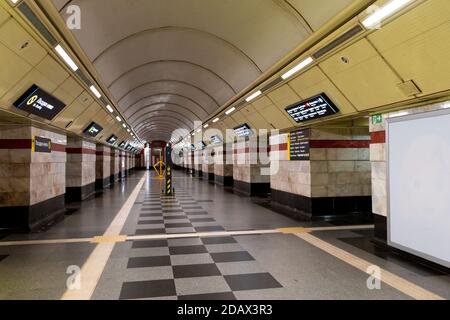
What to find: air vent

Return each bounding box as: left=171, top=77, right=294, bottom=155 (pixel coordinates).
left=18, top=3, right=57, bottom=46
left=75, top=69, right=92, bottom=87
left=397, top=80, right=422, bottom=96
left=233, top=100, right=246, bottom=109
left=312, top=25, right=363, bottom=59
left=261, top=77, right=283, bottom=93
left=100, top=96, right=109, bottom=105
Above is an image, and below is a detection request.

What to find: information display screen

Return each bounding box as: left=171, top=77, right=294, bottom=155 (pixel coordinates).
left=33, top=136, right=52, bottom=153
left=233, top=123, right=253, bottom=137
left=14, top=85, right=66, bottom=120
left=83, top=122, right=103, bottom=137
left=106, top=135, right=118, bottom=145
left=210, top=135, right=223, bottom=145
left=119, top=141, right=126, bottom=148
left=289, top=129, right=311, bottom=161
left=196, top=141, right=206, bottom=150
left=285, top=93, right=339, bottom=123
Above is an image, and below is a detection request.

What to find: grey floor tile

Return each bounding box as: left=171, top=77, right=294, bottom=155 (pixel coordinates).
left=166, top=227, right=196, bottom=234
left=129, top=247, right=170, bottom=258
left=201, top=237, right=237, bottom=245
left=195, top=226, right=225, bottom=232
left=140, top=213, right=163, bottom=217
left=163, top=215, right=188, bottom=220
left=165, top=223, right=193, bottom=228
left=178, top=292, right=236, bottom=300
left=173, top=264, right=221, bottom=278
left=169, top=245, right=208, bottom=255
left=127, top=256, right=171, bottom=268
left=206, top=244, right=244, bottom=253
left=190, top=218, right=216, bottom=223
left=216, top=261, right=266, bottom=276
left=211, top=251, right=255, bottom=263
left=135, top=228, right=166, bottom=235
left=119, top=279, right=176, bottom=300
left=168, top=238, right=202, bottom=247
left=175, top=276, right=230, bottom=296
left=186, top=212, right=209, bottom=216
left=170, top=253, right=214, bottom=266
left=138, top=220, right=164, bottom=225
left=131, top=239, right=168, bottom=249
left=224, top=273, right=283, bottom=291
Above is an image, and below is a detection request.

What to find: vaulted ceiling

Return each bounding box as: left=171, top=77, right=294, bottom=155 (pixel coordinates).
left=50, top=0, right=356, bottom=142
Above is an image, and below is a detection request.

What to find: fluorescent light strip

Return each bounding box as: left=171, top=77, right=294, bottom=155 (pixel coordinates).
left=362, top=0, right=412, bottom=29
left=245, top=90, right=262, bottom=102
left=281, top=57, right=313, bottom=80
left=54, top=45, right=78, bottom=72
left=225, top=107, right=236, bottom=115
left=122, top=124, right=127, bottom=128
left=116, top=116, right=122, bottom=122
left=213, top=118, right=220, bottom=123
left=204, top=124, right=209, bottom=128
left=106, top=105, right=114, bottom=113
left=89, top=85, right=101, bottom=99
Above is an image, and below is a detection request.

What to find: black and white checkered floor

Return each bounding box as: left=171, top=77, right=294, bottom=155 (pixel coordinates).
left=119, top=190, right=283, bottom=300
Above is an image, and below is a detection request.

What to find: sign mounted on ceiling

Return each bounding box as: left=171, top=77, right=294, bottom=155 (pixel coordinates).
left=32, top=136, right=52, bottom=153
left=13, top=85, right=66, bottom=120
left=119, top=141, right=126, bottom=148
left=106, top=135, right=118, bottom=145
left=285, top=93, right=339, bottom=123
left=83, top=122, right=103, bottom=138
left=233, top=123, right=253, bottom=137
left=211, top=135, right=223, bottom=145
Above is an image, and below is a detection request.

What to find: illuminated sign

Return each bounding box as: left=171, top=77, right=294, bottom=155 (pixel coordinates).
left=83, top=122, right=103, bottom=137
left=196, top=141, right=206, bottom=150
left=211, top=135, right=223, bottom=145
left=289, top=129, right=311, bottom=161
left=106, top=135, right=118, bottom=145
left=233, top=123, right=253, bottom=137
left=32, top=136, right=51, bottom=153
left=119, top=141, right=126, bottom=148
left=14, top=85, right=66, bottom=120
left=285, top=93, right=339, bottom=123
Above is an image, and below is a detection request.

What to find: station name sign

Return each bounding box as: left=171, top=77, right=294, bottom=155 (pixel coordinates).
left=32, top=136, right=52, bottom=153
left=14, top=85, right=66, bottom=120
left=107, top=135, right=118, bottom=145
left=289, top=129, right=311, bottom=161
left=233, top=123, right=253, bottom=137
left=83, top=122, right=103, bottom=137
left=210, top=135, right=223, bottom=145
left=285, top=93, right=339, bottom=123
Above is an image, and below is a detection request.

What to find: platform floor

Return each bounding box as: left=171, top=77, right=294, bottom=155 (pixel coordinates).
left=0, top=171, right=449, bottom=300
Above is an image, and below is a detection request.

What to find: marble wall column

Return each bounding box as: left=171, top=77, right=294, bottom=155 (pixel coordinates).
left=95, top=145, right=111, bottom=191
left=119, top=150, right=127, bottom=179
left=270, top=127, right=372, bottom=220
left=66, top=137, right=96, bottom=202
left=214, top=143, right=234, bottom=187
left=201, top=146, right=215, bottom=182
left=110, top=148, right=120, bottom=185
left=0, top=124, right=67, bottom=231
left=193, top=149, right=203, bottom=177
left=233, top=135, right=271, bottom=197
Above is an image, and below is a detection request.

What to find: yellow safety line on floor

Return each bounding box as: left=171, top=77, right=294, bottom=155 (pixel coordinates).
left=60, top=173, right=148, bottom=300
left=294, top=232, right=445, bottom=301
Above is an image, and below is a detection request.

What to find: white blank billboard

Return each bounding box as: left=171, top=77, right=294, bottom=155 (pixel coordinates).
left=388, top=109, right=450, bottom=268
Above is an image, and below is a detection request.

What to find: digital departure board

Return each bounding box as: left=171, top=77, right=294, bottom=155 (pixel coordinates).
left=119, top=141, right=126, bottom=148
left=289, top=129, right=311, bottom=161
left=83, top=122, right=103, bottom=137
left=211, top=135, right=223, bottom=145
left=233, top=123, right=253, bottom=137
left=285, top=93, right=339, bottom=123
left=106, top=135, right=118, bottom=145
left=14, top=85, right=66, bottom=120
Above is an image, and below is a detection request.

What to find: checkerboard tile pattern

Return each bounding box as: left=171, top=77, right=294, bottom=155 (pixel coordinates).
left=118, top=190, right=283, bottom=300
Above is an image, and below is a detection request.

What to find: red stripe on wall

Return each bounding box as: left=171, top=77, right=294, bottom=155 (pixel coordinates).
left=52, top=143, right=66, bottom=153
left=233, top=147, right=271, bottom=154
left=371, top=131, right=386, bottom=144
left=270, top=143, right=288, bottom=152
left=0, top=139, right=32, bottom=149
left=309, top=140, right=370, bottom=148
left=66, top=148, right=96, bottom=155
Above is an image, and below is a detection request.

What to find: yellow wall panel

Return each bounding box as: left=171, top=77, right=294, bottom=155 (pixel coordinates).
left=0, top=42, right=32, bottom=102
left=258, top=103, right=293, bottom=128
left=58, top=76, right=84, bottom=99
left=267, top=84, right=301, bottom=110
left=320, top=39, right=405, bottom=110
left=241, top=105, right=271, bottom=130
left=51, top=98, right=90, bottom=129
left=69, top=102, right=102, bottom=134
left=289, top=66, right=357, bottom=115
left=0, top=19, right=46, bottom=66
left=0, top=5, right=9, bottom=25
left=35, top=55, right=69, bottom=87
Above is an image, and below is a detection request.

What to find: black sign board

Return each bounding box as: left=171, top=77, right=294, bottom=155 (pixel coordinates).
left=196, top=141, right=206, bottom=150
left=211, top=135, right=223, bottom=145
left=106, top=135, right=118, bottom=145
left=126, top=144, right=133, bottom=151
left=83, top=122, right=103, bottom=137
left=289, top=129, right=311, bottom=161
left=33, top=136, right=52, bottom=153
left=119, top=141, right=126, bottom=148
left=14, top=85, right=66, bottom=120
left=233, top=123, right=253, bottom=137
left=285, top=93, right=339, bottom=123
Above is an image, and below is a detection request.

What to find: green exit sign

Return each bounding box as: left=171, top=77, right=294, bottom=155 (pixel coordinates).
left=372, top=114, right=383, bottom=125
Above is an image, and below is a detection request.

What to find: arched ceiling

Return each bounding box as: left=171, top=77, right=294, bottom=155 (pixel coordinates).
left=52, top=0, right=356, bottom=142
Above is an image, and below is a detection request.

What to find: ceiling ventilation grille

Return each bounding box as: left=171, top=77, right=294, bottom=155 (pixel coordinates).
left=261, top=77, right=283, bottom=93
left=18, top=3, right=57, bottom=46
left=312, top=25, right=363, bottom=59
left=397, top=80, right=422, bottom=96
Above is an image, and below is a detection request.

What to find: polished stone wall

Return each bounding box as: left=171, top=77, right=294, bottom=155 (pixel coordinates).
left=110, top=148, right=120, bottom=181
left=96, top=145, right=111, bottom=189
left=214, top=143, right=233, bottom=178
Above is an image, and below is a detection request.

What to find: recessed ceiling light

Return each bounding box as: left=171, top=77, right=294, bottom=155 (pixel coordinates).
left=116, top=116, right=122, bottom=122
left=54, top=44, right=78, bottom=72
left=204, top=124, right=209, bottom=128
left=89, top=85, right=101, bottom=99
left=281, top=57, right=313, bottom=80
left=213, top=118, right=220, bottom=123
left=362, top=0, right=412, bottom=29
left=245, top=91, right=262, bottom=102
left=225, top=107, right=236, bottom=115
left=106, top=105, right=114, bottom=113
